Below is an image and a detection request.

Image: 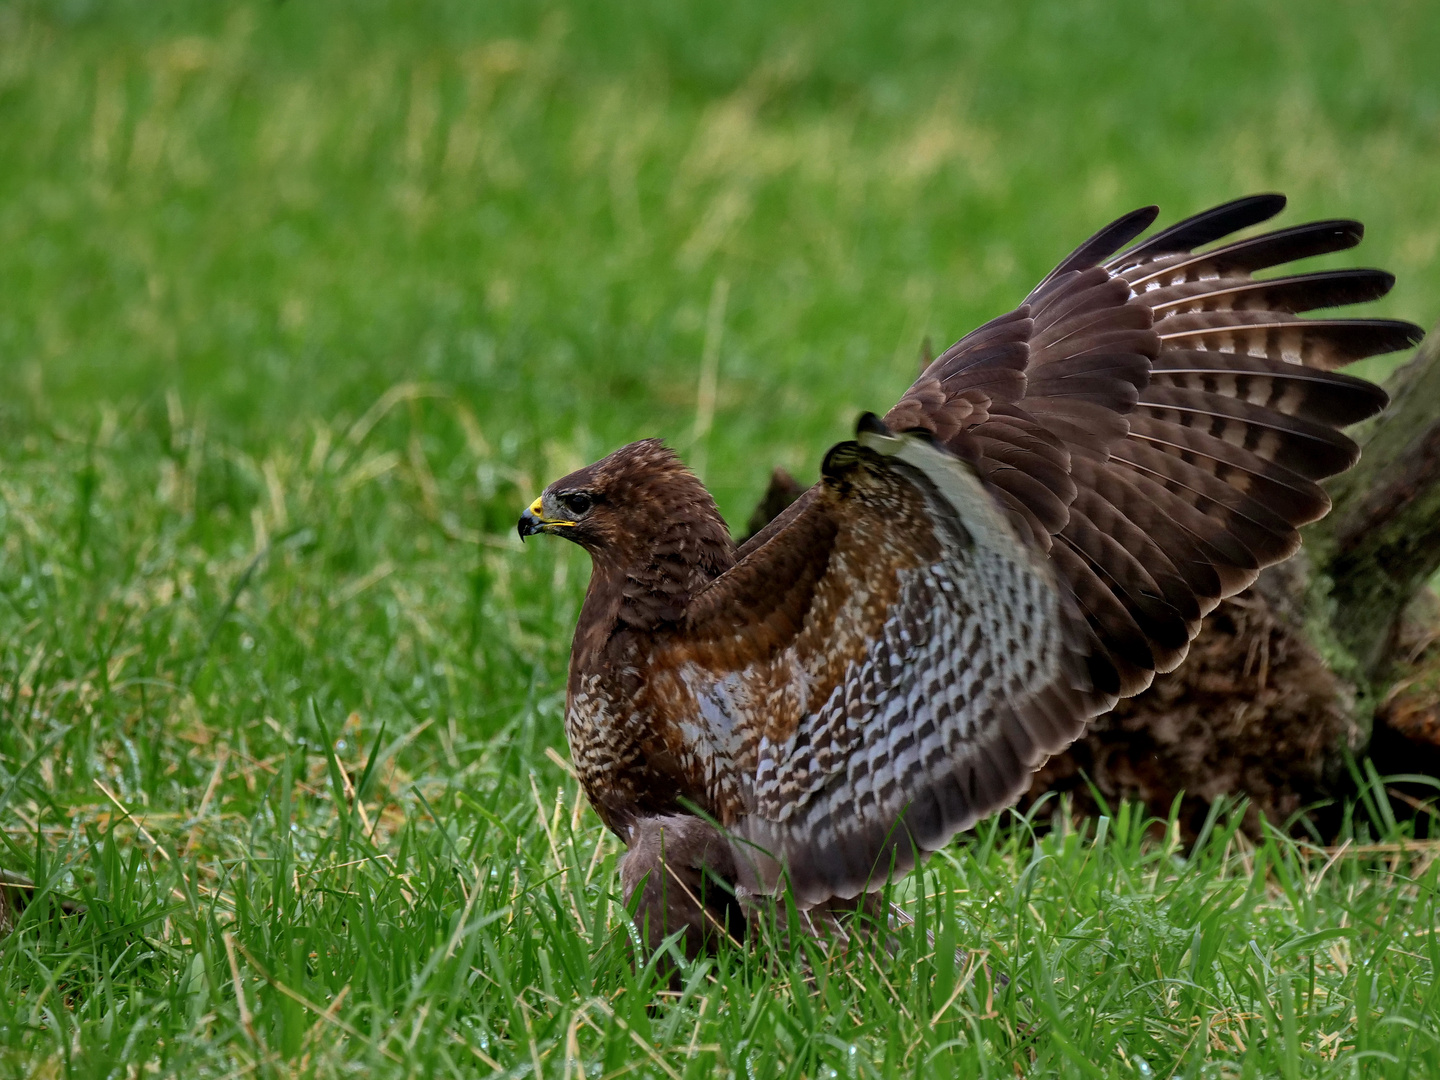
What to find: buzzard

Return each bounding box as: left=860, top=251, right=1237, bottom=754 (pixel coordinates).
left=518, top=195, right=1422, bottom=955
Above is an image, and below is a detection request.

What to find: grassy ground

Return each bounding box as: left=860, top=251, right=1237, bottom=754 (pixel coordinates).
left=1, top=0, right=1438, bottom=1075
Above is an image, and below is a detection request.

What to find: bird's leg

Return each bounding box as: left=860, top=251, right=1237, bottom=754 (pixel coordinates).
left=883, top=899, right=1010, bottom=989
left=751, top=889, right=1010, bottom=995
left=736, top=888, right=894, bottom=974
left=619, top=814, right=747, bottom=962
left=802, top=891, right=894, bottom=956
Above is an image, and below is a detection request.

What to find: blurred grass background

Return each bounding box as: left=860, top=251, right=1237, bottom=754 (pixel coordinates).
left=1, top=1, right=1437, bottom=1075
left=3, top=0, right=1438, bottom=513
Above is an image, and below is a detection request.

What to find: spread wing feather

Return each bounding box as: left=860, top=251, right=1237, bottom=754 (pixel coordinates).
left=662, top=195, right=1419, bottom=905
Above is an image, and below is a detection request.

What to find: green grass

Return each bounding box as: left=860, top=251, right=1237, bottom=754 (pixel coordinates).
left=1, top=0, right=1438, bottom=1075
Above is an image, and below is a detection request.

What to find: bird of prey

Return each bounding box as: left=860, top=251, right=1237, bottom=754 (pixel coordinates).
left=518, top=195, right=1421, bottom=956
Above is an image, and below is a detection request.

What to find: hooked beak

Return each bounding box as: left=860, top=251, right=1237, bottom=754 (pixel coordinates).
left=518, top=496, right=575, bottom=541
left=517, top=497, right=545, bottom=541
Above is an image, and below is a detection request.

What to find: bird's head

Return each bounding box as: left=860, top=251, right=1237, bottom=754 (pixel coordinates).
left=518, top=439, right=732, bottom=572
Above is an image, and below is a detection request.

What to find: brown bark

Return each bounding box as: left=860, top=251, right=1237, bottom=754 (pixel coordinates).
left=1312, top=336, right=1440, bottom=686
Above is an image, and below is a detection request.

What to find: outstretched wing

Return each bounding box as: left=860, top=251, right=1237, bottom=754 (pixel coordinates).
left=652, top=196, right=1418, bottom=906
left=886, top=193, right=1420, bottom=695
left=645, top=423, right=1110, bottom=905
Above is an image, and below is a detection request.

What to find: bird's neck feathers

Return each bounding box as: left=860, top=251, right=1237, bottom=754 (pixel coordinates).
left=575, top=469, right=736, bottom=661
left=593, top=507, right=734, bottom=632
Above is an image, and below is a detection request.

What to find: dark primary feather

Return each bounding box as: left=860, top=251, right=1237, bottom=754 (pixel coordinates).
left=1148, top=269, right=1396, bottom=315
left=1146, top=355, right=1387, bottom=428
left=1030, top=205, right=1159, bottom=295
left=1123, top=218, right=1364, bottom=286
left=1117, top=192, right=1287, bottom=262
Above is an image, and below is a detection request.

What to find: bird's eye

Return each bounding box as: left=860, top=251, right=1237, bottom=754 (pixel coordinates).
left=560, top=492, right=593, bottom=515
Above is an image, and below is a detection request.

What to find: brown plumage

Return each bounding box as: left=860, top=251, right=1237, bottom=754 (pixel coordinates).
left=519, top=195, right=1421, bottom=953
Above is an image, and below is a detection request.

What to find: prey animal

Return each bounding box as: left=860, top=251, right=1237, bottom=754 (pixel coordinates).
left=518, top=195, right=1421, bottom=957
